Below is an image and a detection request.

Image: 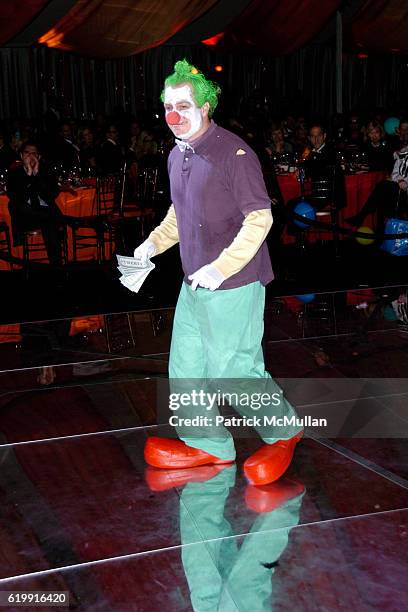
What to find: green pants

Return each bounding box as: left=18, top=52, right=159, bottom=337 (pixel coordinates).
left=169, top=281, right=302, bottom=460
left=180, top=466, right=304, bottom=611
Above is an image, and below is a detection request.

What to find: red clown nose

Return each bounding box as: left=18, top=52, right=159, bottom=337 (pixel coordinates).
left=166, top=111, right=182, bottom=125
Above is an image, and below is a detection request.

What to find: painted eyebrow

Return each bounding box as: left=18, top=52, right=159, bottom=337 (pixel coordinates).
left=164, top=100, right=191, bottom=105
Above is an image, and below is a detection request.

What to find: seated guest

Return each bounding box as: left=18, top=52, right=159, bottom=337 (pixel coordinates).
left=57, top=122, right=80, bottom=169
left=128, top=129, right=167, bottom=201
left=362, top=121, right=394, bottom=171
left=7, top=141, right=66, bottom=266
left=45, top=122, right=80, bottom=171
left=296, top=122, right=345, bottom=211
left=129, top=119, right=141, bottom=141
left=391, top=118, right=408, bottom=152
left=343, top=112, right=364, bottom=150
left=0, top=131, right=18, bottom=170
left=97, top=124, right=125, bottom=175
left=392, top=145, right=408, bottom=189
left=129, top=128, right=158, bottom=160
left=282, top=114, right=296, bottom=140
left=346, top=145, right=408, bottom=229
left=79, top=126, right=98, bottom=174
left=265, top=123, right=293, bottom=158
left=330, top=113, right=346, bottom=146
left=292, top=123, right=308, bottom=155
left=133, top=130, right=159, bottom=167
left=302, top=122, right=337, bottom=166
left=128, top=120, right=142, bottom=157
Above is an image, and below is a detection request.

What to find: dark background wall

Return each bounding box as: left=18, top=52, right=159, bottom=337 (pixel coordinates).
left=0, top=42, right=406, bottom=121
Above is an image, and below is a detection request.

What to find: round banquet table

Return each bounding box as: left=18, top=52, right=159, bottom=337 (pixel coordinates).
left=276, top=170, right=387, bottom=244
left=0, top=187, right=97, bottom=270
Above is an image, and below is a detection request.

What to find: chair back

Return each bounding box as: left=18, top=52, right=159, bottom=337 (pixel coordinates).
left=303, top=165, right=337, bottom=210
left=96, top=170, right=124, bottom=215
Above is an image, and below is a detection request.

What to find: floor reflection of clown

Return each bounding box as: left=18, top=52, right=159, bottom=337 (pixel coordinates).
left=146, top=465, right=305, bottom=611
left=135, top=60, right=303, bottom=485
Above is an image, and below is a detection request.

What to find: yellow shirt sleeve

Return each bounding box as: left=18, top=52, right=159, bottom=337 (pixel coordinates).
left=147, top=204, right=179, bottom=255
left=212, top=209, right=273, bottom=279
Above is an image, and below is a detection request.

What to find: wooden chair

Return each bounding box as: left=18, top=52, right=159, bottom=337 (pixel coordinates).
left=291, top=165, right=343, bottom=256
left=304, top=165, right=343, bottom=254
left=0, top=222, right=13, bottom=269
left=22, top=226, right=68, bottom=279
left=121, top=166, right=157, bottom=240
left=71, top=170, right=124, bottom=262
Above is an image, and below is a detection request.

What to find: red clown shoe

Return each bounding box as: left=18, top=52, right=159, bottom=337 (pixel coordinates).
left=144, top=436, right=234, bottom=469
left=244, top=432, right=304, bottom=485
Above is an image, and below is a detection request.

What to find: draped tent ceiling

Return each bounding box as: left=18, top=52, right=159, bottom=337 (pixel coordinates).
left=0, top=1, right=49, bottom=47
left=1, top=0, right=408, bottom=58
left=215, top=0, right=342, bottom=56
left=37, top=0, right=220, bottom=59
left=349, top=0, right=408, bottom=54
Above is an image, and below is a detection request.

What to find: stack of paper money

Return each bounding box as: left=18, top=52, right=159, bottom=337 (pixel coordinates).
left=117, top=254, right=155, bottom=293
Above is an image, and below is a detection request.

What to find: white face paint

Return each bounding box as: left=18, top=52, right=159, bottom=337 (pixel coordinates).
left=164, top=85, right=203, bottom=141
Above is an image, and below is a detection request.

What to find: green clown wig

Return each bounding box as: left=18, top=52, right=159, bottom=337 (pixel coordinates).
left=161, top=59, right=221, bottom=117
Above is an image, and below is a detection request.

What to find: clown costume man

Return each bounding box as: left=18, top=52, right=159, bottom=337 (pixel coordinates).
left=135, top=60, right=303, bottom=485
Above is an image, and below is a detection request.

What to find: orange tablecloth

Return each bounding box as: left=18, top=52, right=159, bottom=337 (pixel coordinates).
left=0, top=324, right=21, bottom=344
left=0, top=187, right=96, bottom=270
left=0, top=315, right=105, bottom=344
left=277, top=171, right=387, bottom=244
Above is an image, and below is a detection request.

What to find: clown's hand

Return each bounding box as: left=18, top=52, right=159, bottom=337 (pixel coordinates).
left=188, top=264, right=225, bottom=291
left=133, top=239, right=156, bottom=266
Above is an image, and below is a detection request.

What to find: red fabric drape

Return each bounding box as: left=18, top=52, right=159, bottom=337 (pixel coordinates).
left=38, top=0, right=342, bottom=58
left=7, top=0, right=408, bottom=58
left=350, top=0, right=408, bottom=54
left=223, top=0, right=342, bottom=55
left=0, top=0, right=49, bottom=45
left=38, top=0, right=219, bottom=58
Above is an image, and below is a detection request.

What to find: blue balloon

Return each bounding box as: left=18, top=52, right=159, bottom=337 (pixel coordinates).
left=381, top=218, right=408, bottom=256
left=384, top=117, right=399, bottom=135
left=295, top=293, right=316, bottom=303
left=293, top=201, right=316, bottom=229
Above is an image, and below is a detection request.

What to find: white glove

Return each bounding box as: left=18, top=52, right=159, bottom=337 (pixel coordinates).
left=133, top=240, right=156, bottom=266
left=188, top=263, right=225, bottom=291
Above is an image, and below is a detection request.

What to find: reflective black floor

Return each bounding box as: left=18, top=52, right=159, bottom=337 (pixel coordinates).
left=0, top=286, right=407, bottom=610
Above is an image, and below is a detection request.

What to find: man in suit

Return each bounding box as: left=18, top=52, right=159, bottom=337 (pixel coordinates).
left=305, top=122, right=337, bottom=166
left=97, top=125, right=125, bottom=175
left=7, top=141, right=65, bottom=266
left=389, top=118, right=408, bottom=153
